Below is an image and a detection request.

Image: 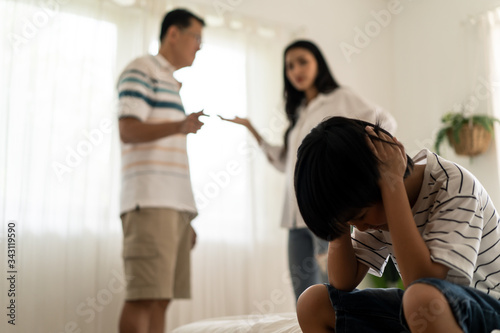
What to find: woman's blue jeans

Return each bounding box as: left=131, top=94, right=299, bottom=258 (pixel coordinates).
left=288, top=227, right=329, bottom=301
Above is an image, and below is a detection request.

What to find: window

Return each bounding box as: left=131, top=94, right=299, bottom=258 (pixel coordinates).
left=175, top=33, right=253, bottom=242
left=1, top=1, right=119, bottom=234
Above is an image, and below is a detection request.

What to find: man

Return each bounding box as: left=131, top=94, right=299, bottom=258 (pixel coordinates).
left=116, top=9, right=205, bottom=333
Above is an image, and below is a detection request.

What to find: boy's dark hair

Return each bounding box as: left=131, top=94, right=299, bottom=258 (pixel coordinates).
left=159, top=9, right=205, bottom=42
left=282, top=40, right=340, bottom=155
left=294, top=116, right=414, bottom=241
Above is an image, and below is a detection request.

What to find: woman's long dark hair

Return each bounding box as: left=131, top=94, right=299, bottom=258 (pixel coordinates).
left=282, top=40, right=340, bottom=154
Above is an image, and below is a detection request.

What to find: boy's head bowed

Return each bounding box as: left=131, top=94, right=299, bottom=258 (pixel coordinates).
left=294, top=116, right=414, bottom=241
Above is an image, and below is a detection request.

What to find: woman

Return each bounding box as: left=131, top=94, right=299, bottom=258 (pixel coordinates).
left=220, top=40, right=397, bottom=300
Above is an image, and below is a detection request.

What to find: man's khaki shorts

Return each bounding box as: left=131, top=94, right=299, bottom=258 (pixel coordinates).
left=121, top=207, right=194, bottom=300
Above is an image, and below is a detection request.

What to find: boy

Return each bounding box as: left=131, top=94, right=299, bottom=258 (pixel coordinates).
left=294, top=116, right=500, bottom=332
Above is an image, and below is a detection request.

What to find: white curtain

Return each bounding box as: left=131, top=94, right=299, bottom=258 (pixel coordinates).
left=167, top=21, right=295, bottom=330
left=0, top=1, right=165, bottom=332
left=473, top=7, right=500, bottom=194
left=0, top=1, right=295, bottom=332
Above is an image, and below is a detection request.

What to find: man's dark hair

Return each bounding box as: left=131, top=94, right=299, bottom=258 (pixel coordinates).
left=294, top=116, right=414, bottom=241
left=159, top=9, right=205, bottom=42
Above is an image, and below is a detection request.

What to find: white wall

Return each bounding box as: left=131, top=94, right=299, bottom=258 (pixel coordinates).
left=392, top=0, right=500, bottom=204
left=210, top=0, right=500, bottom=204
left=232, top=0, right=396, bottom=111
left=186, top=0, right=396, bottom=113
left=183, top=0, right=500, bottom=218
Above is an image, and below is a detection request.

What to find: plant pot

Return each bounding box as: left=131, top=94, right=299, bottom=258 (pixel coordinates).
left=446, top=124, right=492, bottom=157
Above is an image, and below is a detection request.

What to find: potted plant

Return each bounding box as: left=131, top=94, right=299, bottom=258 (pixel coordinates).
left=434, top=112, right=499, bottom=157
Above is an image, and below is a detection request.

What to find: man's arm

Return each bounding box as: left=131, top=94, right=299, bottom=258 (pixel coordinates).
left=328, top=232, right=369, bottom=291
left=365, top=127, right=449, bottom=287
left=119, top=111, right=205, bottom=143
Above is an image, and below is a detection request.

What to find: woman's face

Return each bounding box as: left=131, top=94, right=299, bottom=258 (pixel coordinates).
left=285, top=47, right=318, bottom=92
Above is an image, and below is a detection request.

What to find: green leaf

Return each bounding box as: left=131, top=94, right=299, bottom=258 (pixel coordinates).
left=434, top=112, right=500, bottom=156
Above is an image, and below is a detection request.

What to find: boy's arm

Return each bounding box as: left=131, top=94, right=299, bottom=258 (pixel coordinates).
left=366, top=127, right=449, bottom=287
left=328, top=232, right=369, bottom=291
left=380, top=180, right=449, bottom=287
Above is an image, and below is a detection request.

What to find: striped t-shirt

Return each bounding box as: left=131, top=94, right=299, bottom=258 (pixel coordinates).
left=117, top=54, right=197, bottom=216
left=353, top=149, right=500, bottom=299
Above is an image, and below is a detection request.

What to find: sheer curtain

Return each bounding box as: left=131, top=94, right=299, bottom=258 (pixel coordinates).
left=0, top=1, right=295, bottom=332
left=474, top=7, right=500, bottom=194
left=0, top=1, right=166, bottom=332
left=165, top=6, right=297, bottom=330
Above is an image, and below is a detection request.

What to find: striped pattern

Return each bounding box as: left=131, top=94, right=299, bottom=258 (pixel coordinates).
left=118, top=90, right=184, bottom=112
left=352, top=149, right=500, bottom=299
left=117, top=55, right=197, bottom=215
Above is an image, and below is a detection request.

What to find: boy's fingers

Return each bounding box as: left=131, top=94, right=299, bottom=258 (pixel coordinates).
left=365, top=126, right=401, bottom=159
left=365, top=126, right=383, bottom=153
left=365, top=126, right=383, bottom=143
left=365, top=125, right=375, bottom=133
left=365, top=133, right=377, bottom=154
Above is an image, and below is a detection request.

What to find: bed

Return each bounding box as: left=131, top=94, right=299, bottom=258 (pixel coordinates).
left=172, top=313, right=500, bottom=332
left=172, top=312, right=301, bottom=333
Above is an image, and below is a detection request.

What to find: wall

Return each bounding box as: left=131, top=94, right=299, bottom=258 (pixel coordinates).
left=392, top=0, right=500, bottom=204
left=195, top=0, right=500, bottom=204
left=185, top=0, right=396, bottom=114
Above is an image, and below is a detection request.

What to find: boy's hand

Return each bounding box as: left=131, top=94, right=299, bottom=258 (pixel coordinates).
left=365, top=126, right=407, bottom=191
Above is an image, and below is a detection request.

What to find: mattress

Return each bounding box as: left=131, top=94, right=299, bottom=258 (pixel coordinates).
left=172, top=313, right=500, bottom=332
left=172, top=312, right=301, bottom=333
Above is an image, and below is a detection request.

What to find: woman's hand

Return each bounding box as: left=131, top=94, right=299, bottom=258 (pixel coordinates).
left=365, top=126, right=407, bottom=191
left=218, top=115, right=251, bottom=128
left=218, top=115, right=263, bottom=144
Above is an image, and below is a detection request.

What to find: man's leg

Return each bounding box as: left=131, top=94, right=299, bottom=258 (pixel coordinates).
left=119, top=300, right=151, bottom=333
left=118, top=299, right=170, bottom=333
left=120, top=209, right=185, bottom=333
left=297, top=284, right=336, bottom=332
left=149, top=300, right=170, bottom=333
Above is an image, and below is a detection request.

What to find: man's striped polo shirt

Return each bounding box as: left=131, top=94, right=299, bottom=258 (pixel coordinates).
left=117, top=54, right=197, bottom=216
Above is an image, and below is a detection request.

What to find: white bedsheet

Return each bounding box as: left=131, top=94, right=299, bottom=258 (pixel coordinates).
left=172, top=312, right=301, bottom=333
left=172, top=313, right=500, bottom=332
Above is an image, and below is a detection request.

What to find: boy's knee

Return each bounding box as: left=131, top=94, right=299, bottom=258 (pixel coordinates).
left=297, top=284, right=326, bottom=316
left=403, top=282, right=449, bottom=327
left=297, top=284, right=335, bottom=331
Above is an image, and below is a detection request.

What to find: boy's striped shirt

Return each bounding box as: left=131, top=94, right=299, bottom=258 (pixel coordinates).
left=353, top=149, right=500, bottom=299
